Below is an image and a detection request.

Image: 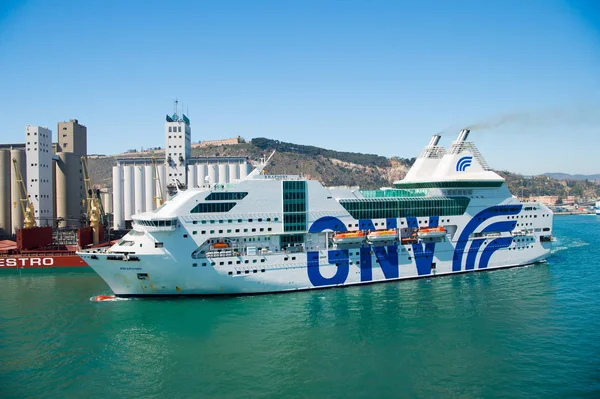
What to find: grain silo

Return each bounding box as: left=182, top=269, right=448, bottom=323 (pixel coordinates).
left=10, top=149, right=25, bottom=233
left=187, top=164, right=197, bottom=189
left=100, top=189, right=113, bottom=215
left=112, top=166, right=124, bottom=230
left=0, top=150, right=11, bottom=235
left=144, top=165, right=154, bottom=212
left=218, top=163, right=228, bottom=184
left=123, top=165, right=134, bottom=221
left=196, top=164, right=207, bottom=186
left=134, top=165, right=145, bottom=215
left=239, top=161, right=250, bottom=180
left=207, top=164, right=218, bottom=184
left=228, top=163, right=239, bottom=182
left=55, top=152, right=82, bottom=228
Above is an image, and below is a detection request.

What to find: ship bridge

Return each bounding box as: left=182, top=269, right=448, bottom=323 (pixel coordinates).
left=133, top=218, right=178, bottom=232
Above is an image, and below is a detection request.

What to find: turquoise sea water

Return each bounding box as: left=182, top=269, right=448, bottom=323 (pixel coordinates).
left=1, top=215, right=599, bottom=398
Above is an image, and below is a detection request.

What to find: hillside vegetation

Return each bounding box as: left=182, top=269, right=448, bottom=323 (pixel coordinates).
left=87, top=138, right=599, bottom=200
left=500, top=171, right=600, bottom=199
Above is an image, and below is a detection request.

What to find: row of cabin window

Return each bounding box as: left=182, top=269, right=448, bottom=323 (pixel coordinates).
left=193, top=256, right=300, bottom=268
left=192, top=217, right=279, bottom=224
left=218, top=256, right=298, bottom=266
left=189, top=227, right=273, bottom=235
left=229, top=270, right=265, bottom=275
left=345, top=219, right=452, bottom=228
left=205, top=237, right=271, bottom=243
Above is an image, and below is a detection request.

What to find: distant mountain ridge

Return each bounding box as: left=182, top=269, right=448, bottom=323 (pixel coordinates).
left=543, top=173, right=600, bottom=181
left=86, top=138, right=600, bottom=200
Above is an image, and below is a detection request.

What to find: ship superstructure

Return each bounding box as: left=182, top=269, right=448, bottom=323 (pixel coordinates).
left=79, top=130, right=554, bottom=296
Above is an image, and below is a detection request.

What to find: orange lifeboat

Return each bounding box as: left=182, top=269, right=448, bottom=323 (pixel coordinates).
left=367, top=229, right=397, bottom=243
left=332, top=231, right=366, bottom=245
left=213, top=242, right=229, bottom=249
left=417, top=226, right=447, bottom=239
left=401, top=234, right=418, bottom=244
left=92, top=295, right=116, bottom=302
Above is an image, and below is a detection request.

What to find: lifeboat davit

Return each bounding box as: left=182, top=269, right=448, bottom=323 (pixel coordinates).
left=417, top=226, right=447, bottom=239
left=367, top=229, right=397, bottom=243
left=332, top=231, right=366, bottom=245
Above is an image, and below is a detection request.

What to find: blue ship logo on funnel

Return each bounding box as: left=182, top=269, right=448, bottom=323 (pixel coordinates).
left=456, top=156, right=473, bottom=172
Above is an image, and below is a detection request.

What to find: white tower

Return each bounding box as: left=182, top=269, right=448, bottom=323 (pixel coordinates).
left=165, top=101, right=191, bottom=193
left=25, top=125, right=53, bottom=226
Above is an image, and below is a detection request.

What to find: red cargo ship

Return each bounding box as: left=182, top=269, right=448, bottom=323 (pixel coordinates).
left=0, top=226, right=112, bottom=272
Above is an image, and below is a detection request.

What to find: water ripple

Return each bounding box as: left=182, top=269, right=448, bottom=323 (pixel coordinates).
left=1, top=216, right=599, bottom=398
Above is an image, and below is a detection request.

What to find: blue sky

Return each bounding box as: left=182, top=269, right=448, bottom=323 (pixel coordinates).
left=1, top=0, right=599, bottom=175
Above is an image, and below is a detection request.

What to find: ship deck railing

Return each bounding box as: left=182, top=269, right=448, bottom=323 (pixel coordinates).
left=202, top=246, right=306, bottom=258
left=12, top=250, right=79, bottom=256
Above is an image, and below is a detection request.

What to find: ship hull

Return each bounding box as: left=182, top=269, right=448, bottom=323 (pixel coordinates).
left=0, top=254, right=89, bottom=272
left=80, top=243, right=551, bottom=296
left=114, top=262, right=547, bottom=297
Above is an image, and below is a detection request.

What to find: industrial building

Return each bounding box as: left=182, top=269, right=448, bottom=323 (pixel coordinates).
left=111, top=108, right=253, bottom=230
left=165, top=112, right=191, bottom=189
left=26, top=125, right=53, bottom=226
left=0, top=120, right=88, bottom=238
left=0, top=107, right=254, bottom=236
left=55, top=119, right=87, bottom=228
left=0, top=144, right=26, bottom=236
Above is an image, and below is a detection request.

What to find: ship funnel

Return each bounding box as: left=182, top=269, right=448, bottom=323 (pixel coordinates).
left=427, top=135, right=441, bottom=147
left=457, top=129, right=470, bottom=142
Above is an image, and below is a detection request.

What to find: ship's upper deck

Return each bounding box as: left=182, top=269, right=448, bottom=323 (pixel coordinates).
left=128, top=129, right=523, bottom=229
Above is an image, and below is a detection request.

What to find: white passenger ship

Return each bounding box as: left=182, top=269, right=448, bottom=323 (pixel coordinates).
left=79, top=130, right=554, bottom=296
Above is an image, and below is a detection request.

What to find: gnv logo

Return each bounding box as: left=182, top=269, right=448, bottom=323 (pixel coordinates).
left=456, top=156, right=473, bottom=172
left=307, top=216, right=438, bottom=287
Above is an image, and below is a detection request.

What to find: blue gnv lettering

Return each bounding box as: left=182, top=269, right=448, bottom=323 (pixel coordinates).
left=307, top=249, right=349, bottom=286
left=308, top=245, right=400, bottom=287
left=308, top=242, right=432, bottom=287
left=307, top=216, right=439, bottom=287
left=359, top=245, right=399, bottom=282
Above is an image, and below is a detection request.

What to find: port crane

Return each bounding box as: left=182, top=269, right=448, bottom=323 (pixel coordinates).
left=81, top=156, right=105, bottom=245
left=152, top=156, right=164, bottom=207
left=12, top=157, right=36, bottom=229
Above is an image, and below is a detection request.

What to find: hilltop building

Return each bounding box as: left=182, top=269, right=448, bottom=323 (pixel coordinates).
left=193, top=136, right=244, bottom=148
